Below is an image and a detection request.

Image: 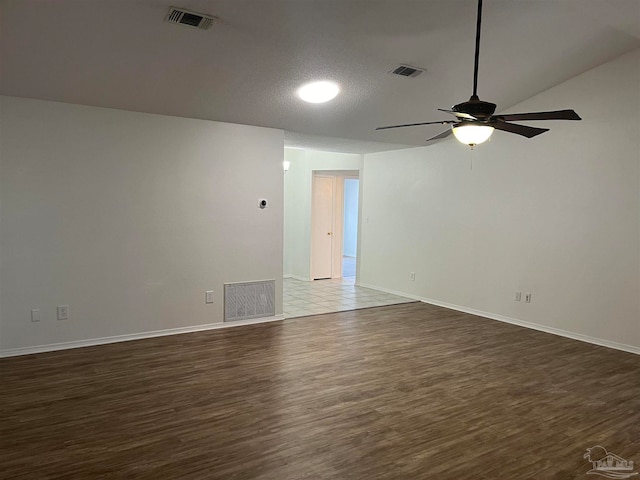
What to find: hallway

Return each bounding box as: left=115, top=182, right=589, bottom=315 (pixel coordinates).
left=283, top=277, right=414, bottom=318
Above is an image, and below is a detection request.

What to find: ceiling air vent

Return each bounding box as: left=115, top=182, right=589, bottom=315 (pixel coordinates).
left=389, top=65, right=425, bottom=78
left=165, top=6, right=217, bottom=30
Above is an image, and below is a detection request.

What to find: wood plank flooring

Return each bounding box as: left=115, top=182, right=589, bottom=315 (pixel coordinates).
left=1, top=302, right=639, bottom=479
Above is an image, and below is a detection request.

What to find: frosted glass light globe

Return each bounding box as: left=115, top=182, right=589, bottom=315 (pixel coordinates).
left=452, top=124, right=494, bottom=146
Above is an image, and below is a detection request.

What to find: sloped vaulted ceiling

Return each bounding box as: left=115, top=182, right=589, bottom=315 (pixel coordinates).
left=1, top=0, right=639, bottom=152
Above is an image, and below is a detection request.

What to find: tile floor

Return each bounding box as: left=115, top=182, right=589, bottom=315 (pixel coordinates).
left=283, top=277, right=415, bottom=319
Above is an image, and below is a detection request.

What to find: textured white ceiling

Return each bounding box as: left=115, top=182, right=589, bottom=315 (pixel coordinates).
left=1, top=0, right=639, bottom=153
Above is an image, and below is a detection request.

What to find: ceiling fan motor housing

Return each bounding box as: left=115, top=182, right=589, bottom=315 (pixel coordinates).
left=375, top=1, right=580, bottom=141
left=453, top=95, right=496, bottom=119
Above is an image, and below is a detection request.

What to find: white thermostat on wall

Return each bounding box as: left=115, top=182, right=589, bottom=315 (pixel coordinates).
left=258, top=199, right=268, bottom=209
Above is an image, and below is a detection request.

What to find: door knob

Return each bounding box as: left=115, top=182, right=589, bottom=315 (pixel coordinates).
left=327, top=232, right=332, bottom=236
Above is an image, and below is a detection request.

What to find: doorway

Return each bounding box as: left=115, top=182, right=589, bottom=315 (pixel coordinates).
left=310, top=172, right=359, bottom=280
left=342, top=178, right=359, bottom=278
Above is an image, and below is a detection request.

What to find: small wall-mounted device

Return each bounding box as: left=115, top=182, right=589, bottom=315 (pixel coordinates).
left=259, top=199, right=268, bottom=209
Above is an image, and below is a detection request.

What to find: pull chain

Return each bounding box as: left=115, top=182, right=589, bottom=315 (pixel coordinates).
left=470, top=146, right=474, bottom=171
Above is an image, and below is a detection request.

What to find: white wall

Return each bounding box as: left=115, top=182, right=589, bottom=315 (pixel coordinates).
left=283, top=148, right=363, bottom=280
left=283, top=148, right=307, bottom=279
left=0, top=96, right=284, bottom=352
left=360, top=48, right=640, bottom=351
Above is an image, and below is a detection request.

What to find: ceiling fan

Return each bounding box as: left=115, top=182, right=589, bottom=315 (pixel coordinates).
left=376, top=0, right=581, bottom=148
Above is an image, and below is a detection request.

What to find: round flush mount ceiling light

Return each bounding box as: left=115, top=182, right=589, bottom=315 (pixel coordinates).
left=297, top=81, right=340, bottom=104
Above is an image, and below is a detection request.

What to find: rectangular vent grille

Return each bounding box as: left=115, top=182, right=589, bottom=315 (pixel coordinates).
left=165, top=6, right=217, bottom=30
left=390, top=65, right=424, bottom=78
left=224, top=280, right=275, bottom=322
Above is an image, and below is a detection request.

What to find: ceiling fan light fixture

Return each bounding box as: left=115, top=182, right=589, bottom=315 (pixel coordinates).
left=297, top=81, right=340, bottom=104
left=452, top=124, right=494, bottom=147
left=375, top=0, right=580, bottom=144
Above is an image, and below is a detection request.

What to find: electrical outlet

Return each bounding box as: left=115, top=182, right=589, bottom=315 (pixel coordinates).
left=410, top=272, right=416, bottom=281
left=515, top=292, right=522, bottom=302
left=525, top=293, right=532, bottom=303
left=31, top=309, right=41, bottom=322
left=57, top=305, right=69, bottom=320
left=205, top=291, right=214, bottom=304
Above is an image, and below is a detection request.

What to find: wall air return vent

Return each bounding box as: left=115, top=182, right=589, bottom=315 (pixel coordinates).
left=165, top=6, right=217, bottom=30
left=389, top=65, right=425, bottom=78
left=224, top=280, right=276, bottom=322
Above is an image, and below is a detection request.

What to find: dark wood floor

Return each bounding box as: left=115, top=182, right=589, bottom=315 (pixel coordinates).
left=1, top=302, right=639, bottom=480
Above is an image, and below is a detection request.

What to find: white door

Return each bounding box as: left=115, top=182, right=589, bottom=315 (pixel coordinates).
left=312, top=176, right=334, bottom=279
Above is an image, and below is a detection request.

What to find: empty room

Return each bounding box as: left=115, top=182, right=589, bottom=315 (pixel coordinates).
left=1, top=1, right=639, bottom=479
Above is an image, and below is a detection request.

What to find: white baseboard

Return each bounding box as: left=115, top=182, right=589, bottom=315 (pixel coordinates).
left=356, top=282, right=640, bottom=356
left=5, top=284, right=638, bottom=358
left=0, top=314, right=286, bottom=358
left=284, top=274, right=311, bottom=282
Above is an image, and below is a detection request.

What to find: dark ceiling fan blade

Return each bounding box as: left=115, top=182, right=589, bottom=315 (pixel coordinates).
left=437, top=109, right=477, bottom=120
left=375, top=1, right=584, bottom=147
left=376, top=120, right=455, bottom=131
left=494, top=109, right=581, bottom=122
left=426, top=129, right=453, bottom=142
left=493, top=121, right=549, bottom=138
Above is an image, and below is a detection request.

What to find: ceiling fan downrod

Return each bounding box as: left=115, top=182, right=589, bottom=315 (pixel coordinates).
left=472, top=0, right=483, bottom=99
left=375, top=0, right=581, bottom=144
